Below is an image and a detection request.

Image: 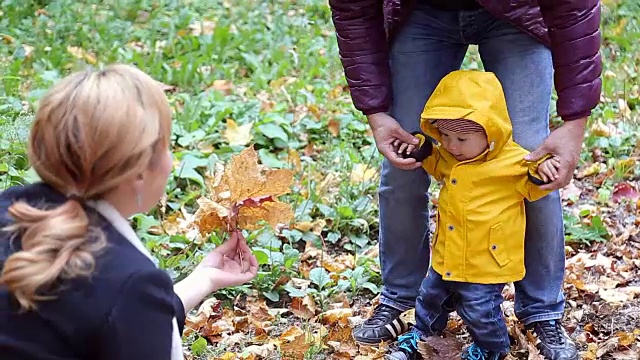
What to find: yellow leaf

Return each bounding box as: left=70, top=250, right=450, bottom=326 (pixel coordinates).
left=66, top=45, right=97, bottom=64
left=237, top=200, right=293, bottom=231
left=320, top=308, right=352, bottom=326
left=350, top=163, right=377, bottom=183
left=2, top=34, right=15, bottom=44
left=614, top=17, right=627, bottom=36
left=194, top=146, right=294, bottom=233
left=287, top=149, right=302, bottom=173
left=208, top=79, right=234, bottom=95
left=308, top=104, right=322, bottom=119
left=279, top=326, right=304, bottom=342
left=194, top=198, right=231, bottom=235
left=615, top=331, right=636, bottom=346
left=218, top=352, right=238, bottom=360
left=188, top=20, right=216, bottom=36
left=590, top=120, right=612, bottom=137
left=577, top=162, right=605, bottom=178
left=224, top=119, right=253, bottom=146
left=221, top=147, right=293, bottom=203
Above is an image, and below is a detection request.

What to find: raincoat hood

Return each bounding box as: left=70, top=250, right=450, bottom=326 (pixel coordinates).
left=420, top=70, right=513, bottom=161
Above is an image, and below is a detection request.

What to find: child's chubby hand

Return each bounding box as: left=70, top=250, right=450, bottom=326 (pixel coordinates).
left=537, top=155, right=562, bottom=183
left=392, top=131, right=433, bottom=162
left=392, top=139, right=417, bottom=158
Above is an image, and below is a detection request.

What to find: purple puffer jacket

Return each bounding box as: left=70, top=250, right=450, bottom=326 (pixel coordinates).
left=328, top=0, right=602, bottom=121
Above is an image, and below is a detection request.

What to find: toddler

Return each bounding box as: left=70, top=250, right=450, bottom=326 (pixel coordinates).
left=386, top=70, right=561, bottom=360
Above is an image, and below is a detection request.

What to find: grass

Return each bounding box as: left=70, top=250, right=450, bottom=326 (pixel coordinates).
left=2, top=0, right=640, bottom=357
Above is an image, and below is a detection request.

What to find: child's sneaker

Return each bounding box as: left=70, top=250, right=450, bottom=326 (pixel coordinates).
left=461, top=343, right=505, bottom=360
left=385, top=330, right=423, bottom=360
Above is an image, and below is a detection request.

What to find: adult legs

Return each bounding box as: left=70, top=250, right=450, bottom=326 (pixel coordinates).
left=476, top=10, right=577, bottom=360
left=353, top=4, right=468, bottom=344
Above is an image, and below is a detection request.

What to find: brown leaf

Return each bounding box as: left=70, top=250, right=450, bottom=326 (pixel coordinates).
left=2, top=34, right=15, bottom=44
left=242, top=344, right=277, bottom=358
left=291, top=295, right=317, bottom=320
left=596, top=336, right=620, bottom=358
left=208, top=79, right=233, bottom=95
left=202, top=318, right=234, bottom=338
left=322, top=254, right=355, bottom=273
left=280, top=328, right=312, bottom=359
left=417, top=336, right=463, bottom=359
left=328, top=119, right=340, bottom=137
left=320, top=308, right=353, bottom=326
left=246, top=298, right=274, bottom=324
left=325, top=324, right=354, bottom=344
left=184, top=297, right=222, bottom=336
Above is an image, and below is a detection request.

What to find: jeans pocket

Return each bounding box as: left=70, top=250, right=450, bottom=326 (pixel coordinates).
left=488, top=223, right=511, bottom=267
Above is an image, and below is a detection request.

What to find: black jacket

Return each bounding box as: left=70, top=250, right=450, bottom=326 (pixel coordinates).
left=0, top=183, right=185, bottom=359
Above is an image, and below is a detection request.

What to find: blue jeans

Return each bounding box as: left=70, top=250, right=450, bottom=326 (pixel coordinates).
left=413, top=268, right=510, bottom=353
left=378, top=4, right=566, bottom=325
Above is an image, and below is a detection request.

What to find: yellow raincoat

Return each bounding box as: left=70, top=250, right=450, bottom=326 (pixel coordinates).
left=419, top=70, right=552, bottom=284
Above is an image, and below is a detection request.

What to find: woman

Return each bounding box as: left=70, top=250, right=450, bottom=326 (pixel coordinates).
left=0, top=64, right=258, bottom=359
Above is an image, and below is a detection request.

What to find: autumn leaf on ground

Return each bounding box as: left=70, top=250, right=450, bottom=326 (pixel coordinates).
left=612, top=182, right=639, bottom=203
left=350, top=163, right=378, bottom=184
left=193, top=146, right=294, bottom=234
left=224, top=119, right=254, bottom=146
left=67, top=45, right=97, bottom=64
left=188, top=19, right=216, bottom=36
left=417, top=336, right=463, bottom=360
left=279, top=326, right=312, bottom=359
left=207, top=79, right=234, bottom=95
left=184, top=297, right=222, bottom=337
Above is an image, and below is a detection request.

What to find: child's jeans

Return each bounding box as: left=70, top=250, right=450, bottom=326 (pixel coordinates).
left=413, top=267, right=511, bottom=353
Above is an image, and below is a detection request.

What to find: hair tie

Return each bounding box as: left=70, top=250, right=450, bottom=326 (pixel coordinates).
left=66, top=193, right=85, bottom=204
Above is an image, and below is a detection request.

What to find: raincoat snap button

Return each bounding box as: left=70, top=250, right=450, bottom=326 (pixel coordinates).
left=451, top=179, right=457, bottom=185
left=448, top=225, right=454, bottom=231
left=491, top=245, right=497, bottom=250
left=445, top=272, right=451, bottom=277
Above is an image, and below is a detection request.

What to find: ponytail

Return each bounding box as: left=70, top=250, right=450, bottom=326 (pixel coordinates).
left=0, top=199, right=105, bottom=311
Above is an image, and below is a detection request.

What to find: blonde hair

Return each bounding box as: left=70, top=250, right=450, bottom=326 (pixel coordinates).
left=1, top=64, right=172, bottom=311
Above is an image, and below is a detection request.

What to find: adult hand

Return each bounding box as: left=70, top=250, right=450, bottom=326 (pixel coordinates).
left=367, top=112, right=422, bottom=170
left=524, top=117, right=587, bottom=191
left=194, top=231, right=258, bottom=291
left=174, top=231, right=258, bottom=312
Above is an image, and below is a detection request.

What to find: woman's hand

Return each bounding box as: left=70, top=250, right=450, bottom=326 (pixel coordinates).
left=174, top=231, right=258, bottom=313
left=194, top=231, right=258, bottom=290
